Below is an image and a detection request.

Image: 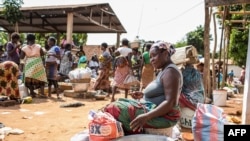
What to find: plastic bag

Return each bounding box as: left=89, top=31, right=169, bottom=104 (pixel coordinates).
left=123, top=74, right=140, bottom=86
left=68, top=68, right=92, bottom=80
left=192, top=103, right=228, bottom=141
left=88, top=111, right=124, bottom=141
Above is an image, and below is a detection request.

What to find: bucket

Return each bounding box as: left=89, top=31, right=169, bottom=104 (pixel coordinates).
left=213, top=90, right=227, bottom=106
left=19, top=84, right=28, bottom=98
left=180, top=107, right=195, bottom=129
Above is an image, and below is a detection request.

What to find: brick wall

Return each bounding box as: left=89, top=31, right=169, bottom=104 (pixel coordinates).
left=72, top=45, right=102, bottom=61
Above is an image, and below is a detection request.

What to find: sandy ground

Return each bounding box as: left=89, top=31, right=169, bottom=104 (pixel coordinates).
left=0, top=91, right=243, bottom=141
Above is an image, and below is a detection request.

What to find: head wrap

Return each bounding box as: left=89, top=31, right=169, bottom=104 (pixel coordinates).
left=151, top=41, right=176, bottom=56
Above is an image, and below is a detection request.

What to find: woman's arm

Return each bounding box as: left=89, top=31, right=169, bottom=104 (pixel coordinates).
left=20, top=50, right=26, bottom=59
left=7, top=43, right=20, bottom=55
left=40, top=47, right=45, bottom=56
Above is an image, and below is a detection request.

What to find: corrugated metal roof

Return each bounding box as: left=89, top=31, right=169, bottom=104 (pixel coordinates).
left=0, top=3, right=126, bottom=34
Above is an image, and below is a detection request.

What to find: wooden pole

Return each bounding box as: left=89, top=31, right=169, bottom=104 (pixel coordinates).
left=242, top=27, right=250, bottom=124
left=212, top=12, right=218, bottom=90
left=116, top=33, right=121, bottom=49
left=217, top=6, right=227, bottom=89
left=203, top=4, right=211, bottom=98
left=66, top=12, right=74, bottom=44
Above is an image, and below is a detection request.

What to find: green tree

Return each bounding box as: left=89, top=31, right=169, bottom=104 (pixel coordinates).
left=72, top=33, right=88, bottom=46
left=227, top=4, right=250, bottom=66
left=174, top=38, right=187, bottom=48
left=2, top=0, right=24, bottom=32
left=0, top=32, right=8, bottom=45
left=186, top=25, right=205, bottom=56
left=229, top=28, right=248, bottom=66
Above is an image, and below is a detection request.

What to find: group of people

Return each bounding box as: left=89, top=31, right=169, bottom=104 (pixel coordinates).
left=0, top=32, right=248, bottom=137
left=91, top=38, right=156, bottom=102
left=0, top=32, right=85, bottom=100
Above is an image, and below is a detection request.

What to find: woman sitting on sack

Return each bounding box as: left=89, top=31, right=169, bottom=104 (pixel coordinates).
left=104, top=41, right=183, bottom=134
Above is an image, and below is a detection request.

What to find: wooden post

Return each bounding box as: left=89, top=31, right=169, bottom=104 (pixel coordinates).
left=203, top=5, right=211, bottom=98
left=212, top=12, right=218, bottom=90
left=66, top=12, right=74, bottom=44
left=242, top=27, right=250, bottom=124
left=57, top=33, right=60, bottom=46
left=116, top=33, right=121, bottom=49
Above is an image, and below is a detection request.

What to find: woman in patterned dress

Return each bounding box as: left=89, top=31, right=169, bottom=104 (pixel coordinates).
left=111, top=50, right=131, bottom=102
left=0, top=61, right=20, bottom=100
left=140, top=43, right=154, bottom=91
left=58, top=43, right=72, bottom=77
left=93, top=42, right=112, bottom=95
left=20, top=34, right=47, bottom=98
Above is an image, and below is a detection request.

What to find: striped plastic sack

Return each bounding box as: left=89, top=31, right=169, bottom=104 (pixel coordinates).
left=192, top=103, right=227, bottom=141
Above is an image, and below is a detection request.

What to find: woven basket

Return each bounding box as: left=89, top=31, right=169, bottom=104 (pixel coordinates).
left=70, top=78, right=91, bottom=83
left=144, top=127, right=173, bottom=137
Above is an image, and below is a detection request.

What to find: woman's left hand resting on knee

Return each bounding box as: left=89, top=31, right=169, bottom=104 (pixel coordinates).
left=130, top=112, right=149, bottom=132
left=129, top=91, right=147, bottom=131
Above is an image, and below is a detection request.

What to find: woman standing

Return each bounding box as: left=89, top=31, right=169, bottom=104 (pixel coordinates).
left=6, top=32, right=21, bottom=66
left=93, top=42, right=112, bottom=95
left=45, top=37, right=61, bottom=99
left=131, top=48, right=142, bottom=81
left=20, top=34, right=47, bottom=98
left=140, top=43, right=154, bottom=91
left=59, top=43, right=72, bottom=76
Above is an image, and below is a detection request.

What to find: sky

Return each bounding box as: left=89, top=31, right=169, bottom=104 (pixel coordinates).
left=22, top=0, right=216, bottom=46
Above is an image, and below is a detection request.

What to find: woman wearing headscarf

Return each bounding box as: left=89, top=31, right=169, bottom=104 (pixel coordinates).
left=20, top=34, right=48, bottom=98
left=77, top=50, right=87, bottom=68
left=104, top=41, right=183, bottom=134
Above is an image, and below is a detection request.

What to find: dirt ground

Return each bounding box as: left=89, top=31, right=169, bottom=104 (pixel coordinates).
left=0, top=91, right=243, bottom=141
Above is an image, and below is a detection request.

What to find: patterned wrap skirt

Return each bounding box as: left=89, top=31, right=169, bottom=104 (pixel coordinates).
left=45, top=61, right=58, bottom=80
left=24, top=57, right=47, bottom=89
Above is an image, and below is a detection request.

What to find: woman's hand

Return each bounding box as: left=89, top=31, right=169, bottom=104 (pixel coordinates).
left=130, top=113, right=149, bottom=132
left=130, top=91, right=143, bottom=99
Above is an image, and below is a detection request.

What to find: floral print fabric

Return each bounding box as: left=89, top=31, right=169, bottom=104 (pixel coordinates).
left=0, top=61, right=20, bottom=99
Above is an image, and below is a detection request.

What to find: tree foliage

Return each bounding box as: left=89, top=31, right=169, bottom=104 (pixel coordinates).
left=2, top=0, right=24, bottom=25
left=0, top=32, right=8, bottom=45
left=186, top=25, right=205, bottom=56
left=224, top=4, right=250, bottom=66
left=174, top=25, right=211, bottom=56
left=229, top=28, right=248, bottom=66
left=174, top=39, right=187, bottom=48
